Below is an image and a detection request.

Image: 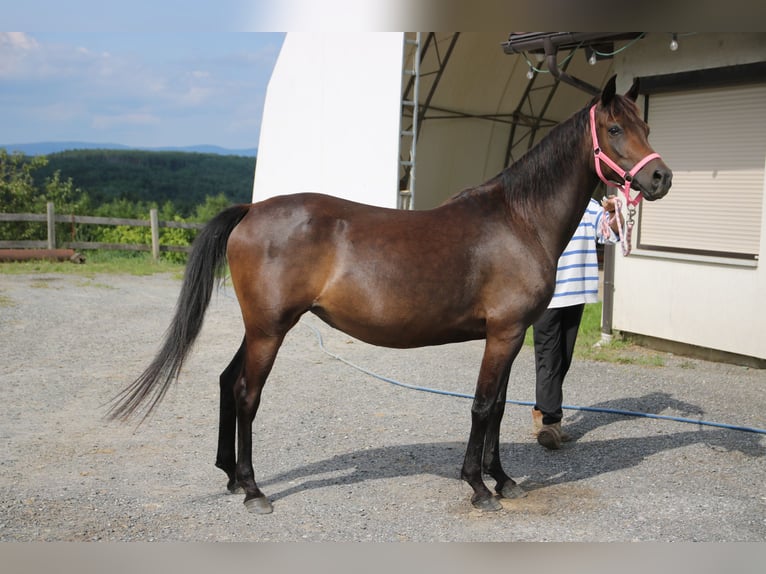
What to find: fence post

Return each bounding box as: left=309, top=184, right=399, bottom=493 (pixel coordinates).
left=47, top=202, right=56, bottom=249
left=150, top=208, right=160, bottom=261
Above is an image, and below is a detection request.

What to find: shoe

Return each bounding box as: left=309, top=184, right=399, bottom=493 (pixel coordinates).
left=532, top=409, right=571, bottom=440
left=537, top=424, right=561, bottom=449
left=536, top=422, right=572, bottom=450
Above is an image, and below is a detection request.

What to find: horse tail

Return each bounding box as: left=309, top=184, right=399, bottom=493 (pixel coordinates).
left=108, top=203, right=251, bottom=423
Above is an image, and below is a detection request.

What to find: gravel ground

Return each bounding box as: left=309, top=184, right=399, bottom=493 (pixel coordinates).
left=1, top=271, right=765, bottom=542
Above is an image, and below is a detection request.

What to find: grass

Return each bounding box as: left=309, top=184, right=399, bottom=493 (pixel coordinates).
left=0, top=250, right=186, bottom=278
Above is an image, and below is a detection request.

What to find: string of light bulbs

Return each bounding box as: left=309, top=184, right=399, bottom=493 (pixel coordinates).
left=522, top=33, right=696, bottom=79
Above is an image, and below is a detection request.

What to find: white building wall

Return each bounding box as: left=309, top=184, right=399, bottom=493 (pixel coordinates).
left=252, top=32, right=404, bottom=208
left=613, top=33, right=766, bottom=359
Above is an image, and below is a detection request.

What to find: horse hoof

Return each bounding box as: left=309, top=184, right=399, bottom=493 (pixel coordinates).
left=471, top=495, right=503, bottom=512
left=244, top=496, right=273, bottom=514
left=227, top=482, right=243, bottom=494
left=499, top=483, right=527, bottom=499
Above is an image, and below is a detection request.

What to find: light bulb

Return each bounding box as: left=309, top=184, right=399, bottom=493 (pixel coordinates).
left=588, top=52, right=597, bottom=65
left=669, top=34, right=678, bottom=51
left=526, top=67, right=534, bottom=80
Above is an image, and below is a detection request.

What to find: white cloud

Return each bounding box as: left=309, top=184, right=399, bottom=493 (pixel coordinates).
left=0, top=32, right=39, bottom=50
left=0, top=33, right=107, bottom=81
left=0, top=32, right=40, bottom=77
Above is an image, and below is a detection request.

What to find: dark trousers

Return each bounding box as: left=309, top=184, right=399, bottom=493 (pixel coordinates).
left=532, top=304, right=585, bottom=425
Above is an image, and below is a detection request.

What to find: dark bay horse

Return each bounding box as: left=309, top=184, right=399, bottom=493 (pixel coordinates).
left=109, top=76, right=672, bottom=513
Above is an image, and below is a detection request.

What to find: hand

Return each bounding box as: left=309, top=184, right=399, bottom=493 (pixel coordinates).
left=601, top=196, right=618, bottom=213
left=601, top=197, right=624, bottom=233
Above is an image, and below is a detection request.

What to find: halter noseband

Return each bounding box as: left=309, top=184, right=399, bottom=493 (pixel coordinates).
left=589, top=104, right=661, bottom=208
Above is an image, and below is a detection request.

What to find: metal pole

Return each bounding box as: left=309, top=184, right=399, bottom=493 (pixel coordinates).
left=601, top=190, right=616, bottom=343
left=408, top=32, right=421, bottom=209
left=601, top=242, right=615, bottom=341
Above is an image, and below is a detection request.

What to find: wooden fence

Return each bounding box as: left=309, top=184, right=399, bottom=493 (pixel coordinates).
left=0, top=202, right=204, bottom=260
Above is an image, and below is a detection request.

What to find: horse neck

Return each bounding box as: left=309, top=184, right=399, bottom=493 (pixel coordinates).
left=528, top=169, right=599, bottom=261
left=502, top=108, right=598, bottom=261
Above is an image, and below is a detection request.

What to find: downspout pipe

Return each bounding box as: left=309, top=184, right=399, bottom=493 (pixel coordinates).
left=543, top=37, right=601, bottom=96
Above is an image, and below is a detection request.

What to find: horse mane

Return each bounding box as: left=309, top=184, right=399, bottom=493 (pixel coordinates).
left=501, top=105, right=590, bottom=208
left=446, top=93, right=641, bottom=210
left=446, top=104, right=590, bottom=209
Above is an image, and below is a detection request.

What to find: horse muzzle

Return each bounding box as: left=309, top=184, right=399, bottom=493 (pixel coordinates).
left=635, top=161, right=672, bottom=201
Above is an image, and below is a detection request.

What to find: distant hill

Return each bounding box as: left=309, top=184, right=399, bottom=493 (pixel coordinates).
left=1, top=141, right=257, bottom=157
left=27, top=149, right=256, bottom=216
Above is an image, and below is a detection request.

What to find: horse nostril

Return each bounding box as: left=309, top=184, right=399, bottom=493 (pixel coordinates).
left=652, top=169, right=671, bottom=190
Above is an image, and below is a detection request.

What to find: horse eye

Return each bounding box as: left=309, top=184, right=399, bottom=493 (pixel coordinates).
left=608, top=126, right=622, bottom=136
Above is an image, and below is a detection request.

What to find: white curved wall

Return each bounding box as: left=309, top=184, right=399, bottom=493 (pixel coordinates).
left=252, top=32, right=404, bottom=208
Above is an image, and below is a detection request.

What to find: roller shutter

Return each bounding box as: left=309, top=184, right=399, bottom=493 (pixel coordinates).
left=638, top=83, right=766, bottom=260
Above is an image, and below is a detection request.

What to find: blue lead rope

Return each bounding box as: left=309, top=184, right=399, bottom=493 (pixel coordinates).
left=304, top=322, right=766, bottom=436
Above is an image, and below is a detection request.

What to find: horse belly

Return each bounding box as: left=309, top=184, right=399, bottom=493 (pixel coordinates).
left=311, top=307, right=485, bottom=348
left=310, top=279, right=486, bottom=348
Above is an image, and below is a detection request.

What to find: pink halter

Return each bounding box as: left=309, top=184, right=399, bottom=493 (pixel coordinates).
left=589, top=104, right=661, bottom=208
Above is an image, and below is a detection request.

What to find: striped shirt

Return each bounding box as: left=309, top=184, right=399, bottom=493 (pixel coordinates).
left=548, top=198, right=616, bottom=309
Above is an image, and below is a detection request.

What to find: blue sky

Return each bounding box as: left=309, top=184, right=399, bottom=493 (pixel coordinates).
left=0, top=32, right=285, bottom=150
left=0, top=0, right=414, bottom=152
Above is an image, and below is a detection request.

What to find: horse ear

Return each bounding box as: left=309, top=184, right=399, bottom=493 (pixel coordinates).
left=626, top=78, right=640, bottom=101
left=600, top=75, right=617, bottom=106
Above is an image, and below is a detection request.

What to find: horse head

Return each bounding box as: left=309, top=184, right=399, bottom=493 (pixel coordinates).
left=591, top=75, right=672, bottom=202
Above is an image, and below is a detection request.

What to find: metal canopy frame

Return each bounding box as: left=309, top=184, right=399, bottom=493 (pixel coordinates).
left=399, top=32, right=461, bottom=205
left=401, top=32, right=647, bottom=183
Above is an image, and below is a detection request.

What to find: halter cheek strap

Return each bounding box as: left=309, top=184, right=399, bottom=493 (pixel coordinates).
left=589, top=104, right=661, bottom=208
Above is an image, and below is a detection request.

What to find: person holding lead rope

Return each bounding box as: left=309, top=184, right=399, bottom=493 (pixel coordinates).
left=532, top=194, right=623, bottom=450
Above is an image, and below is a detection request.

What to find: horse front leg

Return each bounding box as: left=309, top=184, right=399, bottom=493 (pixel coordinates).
left=462, top=330, right=525, bottom=511
left=234, top=334, right=282, bottom=514
left=481, top=351, right=526, bottom=501
left=215, top=337, right=245, bottom=493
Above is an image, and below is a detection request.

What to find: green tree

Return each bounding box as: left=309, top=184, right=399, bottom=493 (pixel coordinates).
left=0, top=149, right=88, bottom=241
left=0, top=150, right=45, bottom=214
left=192, top=193, right=232, bottom=222
left=44, top=170, right=90, bottom=214
left=35, top=149, right=254, bottom=216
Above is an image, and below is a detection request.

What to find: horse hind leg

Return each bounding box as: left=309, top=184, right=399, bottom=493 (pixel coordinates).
left=234, top=332, right=284, bottom=514
left=215, top=337, right=245, bottom=494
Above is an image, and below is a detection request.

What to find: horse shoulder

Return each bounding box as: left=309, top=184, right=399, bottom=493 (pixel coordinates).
left=467, top=215, right=557, bottom=327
